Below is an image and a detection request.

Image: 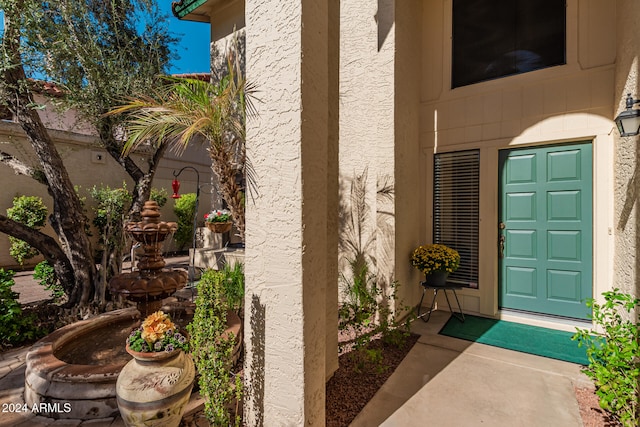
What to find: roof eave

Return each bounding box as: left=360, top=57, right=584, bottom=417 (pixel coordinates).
left=171, top=0, right=210, bottom=21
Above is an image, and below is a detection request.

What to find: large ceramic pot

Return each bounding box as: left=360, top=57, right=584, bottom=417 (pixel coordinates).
left=424, top=271, right=449, bottom=287
left=206, top=221, right=232, bottom=233
left=116, top=346, right=195, bottom=427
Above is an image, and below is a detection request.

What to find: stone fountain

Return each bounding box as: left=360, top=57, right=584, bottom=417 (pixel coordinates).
left=24, top=201, right=194, bottom=420
left=108, top=200, right=188, bottom=316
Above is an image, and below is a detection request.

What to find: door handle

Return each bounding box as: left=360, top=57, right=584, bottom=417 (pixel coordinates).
left=498, top=222, right=506, bottom=258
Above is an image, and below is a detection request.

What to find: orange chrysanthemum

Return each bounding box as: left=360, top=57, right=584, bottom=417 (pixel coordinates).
left=141, top=311, right=176, bottom=344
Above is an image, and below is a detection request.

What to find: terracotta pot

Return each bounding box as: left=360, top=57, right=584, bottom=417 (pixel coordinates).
left=116, top=346, right=195, bottom=427
left=206, top=221, right=232, bottom=233
left=424, top=271, right=449, bottom=287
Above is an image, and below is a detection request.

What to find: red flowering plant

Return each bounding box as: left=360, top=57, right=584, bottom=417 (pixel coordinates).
left=204, top=209, right=231, bottom=223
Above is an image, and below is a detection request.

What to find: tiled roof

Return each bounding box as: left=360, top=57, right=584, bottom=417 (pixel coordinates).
left=170, top=73, right=211, bottom=81
left=28, top=79, right=65, bottom=97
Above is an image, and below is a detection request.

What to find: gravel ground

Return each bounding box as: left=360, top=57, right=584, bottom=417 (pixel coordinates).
left=575, top=385, right=621, bottom=427
left=325, top=333, right=420, bottom=427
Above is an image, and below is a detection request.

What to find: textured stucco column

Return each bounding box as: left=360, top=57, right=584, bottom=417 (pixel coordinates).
left=338, top=0, right=422, bottom=310
left=613, top=0, right=640, bottom=299
left=244, top=1, right=331, bottom=425
left=339, top=0, right=395, bottom=295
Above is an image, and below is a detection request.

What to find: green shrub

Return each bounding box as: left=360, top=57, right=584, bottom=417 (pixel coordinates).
left=339, top=263, right=412, bottom=357
left=573, top=289, right=640, bottom=426
left=220, top=262, right=244, bottom=315
left=6, top=195, right=48, bottom=265
left=89, top=184, right=132, bottom=251
left=187, top=269, right=241, bottom=426
left=173, top=193, right=197, bottom=250
left=0, top=269, right=44, bottom=350
left=33, top=261, right=64, bottom=302
left=150, top=187, right=168, bottom=208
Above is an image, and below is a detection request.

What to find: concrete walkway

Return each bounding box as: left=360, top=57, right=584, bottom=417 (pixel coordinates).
left=351, top=310, right=591, bottom=427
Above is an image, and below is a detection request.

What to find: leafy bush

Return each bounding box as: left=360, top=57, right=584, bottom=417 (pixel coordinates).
left=173, top=193, right=197, bottom=250
left=6, top=195, right=48, bottom=265
left=187, top=269, right=241, bottom=426
left=150, top=187, right=168, bottom=208
left=573, top=289, right=640, bottom=426
left=220, top=262, right=244, bottom=315
left=90, top=184, right=132, bottom=248
left=33, top=261, right=64, bottom=302
left=339, top=255, right=412, bottom=355
left=0, top=269, right=44, bottom=349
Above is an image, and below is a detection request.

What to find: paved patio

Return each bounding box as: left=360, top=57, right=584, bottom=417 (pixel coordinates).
left=352, top=310, right=591, bottom=426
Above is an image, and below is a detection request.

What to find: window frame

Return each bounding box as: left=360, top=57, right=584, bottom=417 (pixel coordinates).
left=433, top=149, right=480, bottom=288
left=451, top=0, right=567, bottom=88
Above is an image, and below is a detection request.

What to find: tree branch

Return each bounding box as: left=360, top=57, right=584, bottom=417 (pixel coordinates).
left=0, top=151, right=48, bottom=184
left=0, top=214, right=75, bottom=294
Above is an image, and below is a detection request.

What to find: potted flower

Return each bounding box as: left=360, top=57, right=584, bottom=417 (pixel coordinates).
left=126, top=310, right=189, bottom=356
left=410, top=244, right=460, bottom=287
left=116, top=311, right=195, bottom=427
left=204, top=208, right=232, bottom=233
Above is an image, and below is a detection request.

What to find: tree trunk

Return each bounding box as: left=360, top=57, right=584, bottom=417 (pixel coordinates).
left=0, top=215, right=75, bottom=294
left=2, top=8, right=96, bottom=306
left=209, top=144, right=245, bottom=240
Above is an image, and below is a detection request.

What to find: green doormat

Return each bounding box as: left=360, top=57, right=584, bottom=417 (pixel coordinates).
left=439, top=314, right=589, bottom=365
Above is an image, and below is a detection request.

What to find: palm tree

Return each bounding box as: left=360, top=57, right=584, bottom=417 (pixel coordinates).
left=110, top=53, right=251, bottom=240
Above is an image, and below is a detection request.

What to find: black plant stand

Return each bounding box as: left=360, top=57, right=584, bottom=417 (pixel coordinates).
left=416, top=281, right=465, bottom=323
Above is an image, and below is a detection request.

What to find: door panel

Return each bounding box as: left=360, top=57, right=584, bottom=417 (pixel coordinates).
left=499, top=143, right=592, bottom=320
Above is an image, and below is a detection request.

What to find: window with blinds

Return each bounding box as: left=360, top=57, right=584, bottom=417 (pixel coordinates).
left=433, top=150, right=480, bottom=288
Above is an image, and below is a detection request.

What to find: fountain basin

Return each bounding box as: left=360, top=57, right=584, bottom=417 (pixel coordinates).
left=24, top=308, right=139, bottom=419
left=23, top=304, right=243, bottom=420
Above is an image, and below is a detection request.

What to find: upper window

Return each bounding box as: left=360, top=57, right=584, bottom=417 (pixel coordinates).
left=452, top=0, right=566, bottom=88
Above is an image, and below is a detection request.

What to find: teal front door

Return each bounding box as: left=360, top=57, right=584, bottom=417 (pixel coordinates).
left=499, top=143, right=592, bottom=320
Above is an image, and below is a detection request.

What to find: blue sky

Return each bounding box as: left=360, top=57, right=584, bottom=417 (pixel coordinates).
left=0, top=2, right=211, bottom=75
left=159, top=2, right=211, bottom=74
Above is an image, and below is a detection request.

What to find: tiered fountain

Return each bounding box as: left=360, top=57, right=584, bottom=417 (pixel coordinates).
left=24, top=200, right=191, bottom=420
left=108, top=200, right=188, bottom=316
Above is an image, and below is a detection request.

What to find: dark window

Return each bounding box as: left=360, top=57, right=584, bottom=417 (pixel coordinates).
left=452, top=0, right=566, bottom=88
left=434, top=150, right=480, bottom=288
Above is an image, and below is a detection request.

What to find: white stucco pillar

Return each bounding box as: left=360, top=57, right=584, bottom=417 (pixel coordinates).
left=244, top=1, right=332, bottom=425
left=613, top=0, right=640, bottom=298
left=338, top=0, right=423, bottom=309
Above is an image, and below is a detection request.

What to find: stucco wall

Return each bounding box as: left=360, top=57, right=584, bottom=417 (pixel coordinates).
left=244, top=0, right=331, bottom=424
left=418, top=0, right=617, bottom=319
left=613, top=0, right=640, bottom=299
left=338, top=0, right=397, bottom=307
left=208, top=0, right=245, bottom=78
left=394, top=0, right=425, bottom=311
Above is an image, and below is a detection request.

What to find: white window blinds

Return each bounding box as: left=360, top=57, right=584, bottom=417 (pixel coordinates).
left=433, top=150, right=480, bottom=288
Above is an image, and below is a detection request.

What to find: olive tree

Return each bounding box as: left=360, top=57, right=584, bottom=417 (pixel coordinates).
left=0, top=0, right=176, bottom=306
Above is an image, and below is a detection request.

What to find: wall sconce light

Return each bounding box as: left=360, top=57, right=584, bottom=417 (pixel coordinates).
left=614, top=93, right=640, bottom=137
